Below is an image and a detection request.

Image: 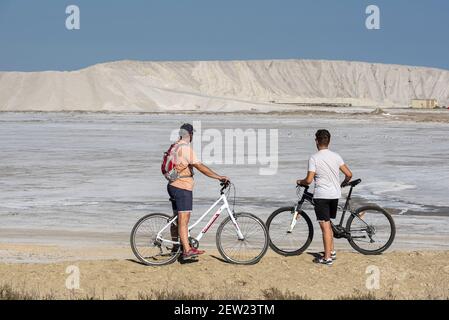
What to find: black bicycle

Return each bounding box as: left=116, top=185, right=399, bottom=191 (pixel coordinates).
left=266, top=179, right=396, bottom=256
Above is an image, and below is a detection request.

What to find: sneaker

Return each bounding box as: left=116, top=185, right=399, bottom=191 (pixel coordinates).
left=331, top=251, right=337, bottom=260
left=314, top=257, right=333, bottom=266
left=182, top=248, right=205, bottom=260
left=191, top=248, right=205, bottom=255
left=320, top=251, right=337, bottom=260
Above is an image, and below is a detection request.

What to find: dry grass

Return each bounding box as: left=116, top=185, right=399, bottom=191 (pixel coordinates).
left=139, top=289, right=245, bottom=300
left=336, top=289, right=396, bottom=300
left=1, top=284, right=447, bottom=300
left=0, top=284, right=242, bottom=300
left=262, top=288, right=398, bottom=300
left=0, top=284, right=54, bottom=300
left=262, top=288, right=310, bottom=300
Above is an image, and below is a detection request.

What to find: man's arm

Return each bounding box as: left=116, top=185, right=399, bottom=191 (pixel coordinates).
left=298, top=156, right=316, bottom=186
left=340, top=164, right=353, bottom=187
left=193, top=163, right=228, bottom=181
left=297, top=171, right=315, bottom=186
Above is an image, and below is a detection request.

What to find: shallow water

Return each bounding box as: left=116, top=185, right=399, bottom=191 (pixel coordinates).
left=0, top=112, right=448, bottom=248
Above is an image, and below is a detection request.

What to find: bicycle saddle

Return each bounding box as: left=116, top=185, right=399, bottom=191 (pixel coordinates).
left=349, top=179, right=362, bottom=187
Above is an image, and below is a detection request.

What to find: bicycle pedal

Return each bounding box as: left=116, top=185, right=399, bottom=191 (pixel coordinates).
left=182, top=256, right=199, bottom=262
left=182, top=253, right=199, bottom=259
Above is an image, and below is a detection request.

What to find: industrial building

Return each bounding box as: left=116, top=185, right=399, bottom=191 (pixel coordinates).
left=411, top=99, right=438, bottom=109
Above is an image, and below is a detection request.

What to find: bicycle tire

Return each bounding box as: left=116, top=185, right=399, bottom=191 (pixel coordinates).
left=266, top=207, right=314, bottom=256
left=346, top=206, right=396, bottom=255
left=130, top=213, right=181, bottom=266
left=216, top=212, right=269, bottom=265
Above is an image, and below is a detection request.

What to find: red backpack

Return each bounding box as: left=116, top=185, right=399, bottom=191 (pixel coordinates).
left=161, top=143, right=192, bottom=182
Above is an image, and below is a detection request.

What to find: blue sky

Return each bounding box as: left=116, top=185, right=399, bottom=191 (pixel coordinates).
left=0, top=0, right=448, bottom=71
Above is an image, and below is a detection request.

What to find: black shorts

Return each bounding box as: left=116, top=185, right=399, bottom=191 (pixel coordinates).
left=314, top=199, right=338, bottom=222
left=167, top=184, right=193, bottom=213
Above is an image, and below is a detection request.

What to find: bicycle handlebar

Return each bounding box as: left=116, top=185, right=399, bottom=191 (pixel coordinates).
left=220, top=180, right=231, bottom=194
left=296, top=184, right=309, bottom=191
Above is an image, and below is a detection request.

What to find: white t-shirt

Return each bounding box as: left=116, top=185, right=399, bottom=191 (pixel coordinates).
left=308, top=149, right=345, bottom=199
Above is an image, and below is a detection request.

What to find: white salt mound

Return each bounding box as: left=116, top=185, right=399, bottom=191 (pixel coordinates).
left=0, top=59, right=448, bottom=112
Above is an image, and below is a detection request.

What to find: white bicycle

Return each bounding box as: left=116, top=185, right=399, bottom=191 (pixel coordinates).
left=130, top=181, right=269, bottom=266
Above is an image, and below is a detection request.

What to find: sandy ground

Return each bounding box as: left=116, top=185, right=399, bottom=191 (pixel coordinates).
left=1, top=244, right=448, bottom=300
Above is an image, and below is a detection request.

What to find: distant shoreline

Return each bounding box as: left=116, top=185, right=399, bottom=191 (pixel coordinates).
left=2, top=108, right=449, bottom=123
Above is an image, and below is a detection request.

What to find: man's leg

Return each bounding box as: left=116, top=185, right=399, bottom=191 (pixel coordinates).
left=319, top=221, right=333, bottom=260
left=329, top=199, right=338, bottom=254
left=331, top=234, right=335, bottom=254
left=170, top=222, right=178, bottom=241
left=178, top=211, right=191, bottom=253
left=168, top=186, right=179, bottom=243
left=315, top=199, right=333, bottom=260
left=170, top=217, right=179, bottom=252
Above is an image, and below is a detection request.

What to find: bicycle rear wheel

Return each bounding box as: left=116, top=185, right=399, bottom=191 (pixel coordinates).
left=216, top=213, right=268, bottom=265
left=266, top=207, right=314, bottom=256
left=346, top=206, right=396, bottom=255
left=130, top=213, right=181, bottom=266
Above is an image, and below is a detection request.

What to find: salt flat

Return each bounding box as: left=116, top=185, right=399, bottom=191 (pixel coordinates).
left=0, top=112, right=448, bottom=258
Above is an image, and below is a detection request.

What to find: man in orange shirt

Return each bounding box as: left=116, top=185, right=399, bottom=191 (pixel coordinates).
left=168, top=123, right=229, bottom=260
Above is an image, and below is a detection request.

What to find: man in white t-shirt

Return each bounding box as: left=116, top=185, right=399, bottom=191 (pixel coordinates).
left=298, top=129, right=353, bottom=266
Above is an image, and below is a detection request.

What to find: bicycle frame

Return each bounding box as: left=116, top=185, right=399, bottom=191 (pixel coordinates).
left=156, top=193, right=245, bottom=246
left=294, top=185, right=369, bottom=237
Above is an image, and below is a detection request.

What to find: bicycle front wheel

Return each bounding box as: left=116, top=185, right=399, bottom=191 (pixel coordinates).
left=266, top=207, right=314, bottom=256
left=216, top=213, right=268, bottom=265
left=130, top=213, right=181, bottom=266
left=346, top=206, right=396, bottom=255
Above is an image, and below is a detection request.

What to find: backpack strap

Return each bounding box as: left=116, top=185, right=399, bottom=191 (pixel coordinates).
left=173, top=143, right=193, bottom=179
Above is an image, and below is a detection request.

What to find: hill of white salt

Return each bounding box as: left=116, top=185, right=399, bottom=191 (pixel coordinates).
left=0, top=59, right=448, bottom=112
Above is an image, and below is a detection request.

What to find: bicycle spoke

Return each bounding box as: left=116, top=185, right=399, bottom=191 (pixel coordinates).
left=349, top=208, right=394, bottom=253
left=131, top=214, right=180, bottom=266
left=218, top=214, right=267, bottom=264
left=268, top=209, right=312, bottom=254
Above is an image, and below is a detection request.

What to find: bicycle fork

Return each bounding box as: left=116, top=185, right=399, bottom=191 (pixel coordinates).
left=288, top=204, right=302, bottom=233
left=221, top=196, right=245, bottom=240
left=230, top=213, right=245, bottom=240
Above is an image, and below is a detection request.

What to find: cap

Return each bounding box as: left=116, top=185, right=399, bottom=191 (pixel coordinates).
left=180, top=123, right=195, bottom=135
